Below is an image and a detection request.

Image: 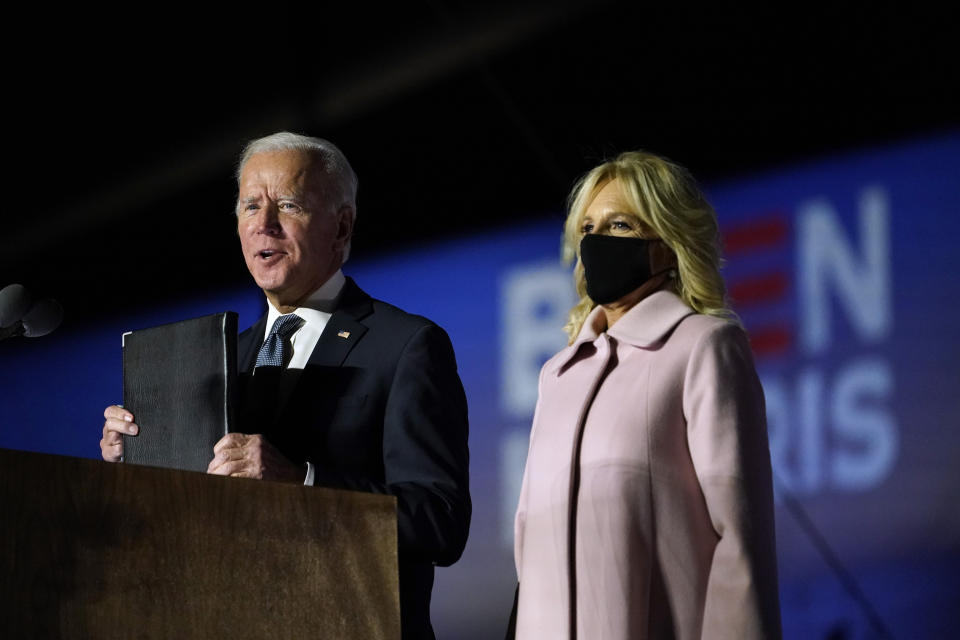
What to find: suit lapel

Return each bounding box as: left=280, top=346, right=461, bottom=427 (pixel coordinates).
left=237, top=276, right=374, bottom=375
left=272, top=277, right=373, bottom=425
left=308, top=312, right=368, bottom=368
left=305, top=276, right=373, bottom=368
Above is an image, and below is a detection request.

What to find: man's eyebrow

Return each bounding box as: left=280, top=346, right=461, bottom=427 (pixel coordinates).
left=239, top=195, right=261, bottom=204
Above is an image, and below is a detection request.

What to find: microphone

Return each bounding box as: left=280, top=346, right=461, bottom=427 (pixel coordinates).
left=0, top=283, right=31, bottom=328
left=0, top=284, right=63, bottom=340
left=22, top=298, right=64, bottom=337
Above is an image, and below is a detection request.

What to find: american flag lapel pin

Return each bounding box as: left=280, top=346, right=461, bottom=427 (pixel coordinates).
left=337, top=330, right=351, bottom=339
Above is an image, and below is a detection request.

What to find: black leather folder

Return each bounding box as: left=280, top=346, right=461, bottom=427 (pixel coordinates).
left=122, top=311, right=238, bottom=472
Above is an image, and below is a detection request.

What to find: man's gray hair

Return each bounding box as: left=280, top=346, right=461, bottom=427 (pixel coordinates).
left=237, top=131, right=358, bottom=262
left=237, top=131, right=358, bottom=207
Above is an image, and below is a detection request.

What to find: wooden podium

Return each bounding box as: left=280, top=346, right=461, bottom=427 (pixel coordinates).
left=0, top=448, right=400, bottom=639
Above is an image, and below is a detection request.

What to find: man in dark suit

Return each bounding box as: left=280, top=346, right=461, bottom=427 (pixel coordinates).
left=101, top=132, right=471, bottom=639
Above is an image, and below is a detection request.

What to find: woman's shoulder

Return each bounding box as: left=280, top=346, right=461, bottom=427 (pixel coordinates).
left=670, top=312, right=751, bottom=355
left=676, top=311, right=742, bottom=334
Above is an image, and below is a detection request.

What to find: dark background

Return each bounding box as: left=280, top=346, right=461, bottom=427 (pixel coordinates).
left=3, top=2, right=956, bottom=324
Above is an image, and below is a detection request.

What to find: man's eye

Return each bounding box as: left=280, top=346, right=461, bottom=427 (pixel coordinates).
left=279, top=202, right=301, bottom=212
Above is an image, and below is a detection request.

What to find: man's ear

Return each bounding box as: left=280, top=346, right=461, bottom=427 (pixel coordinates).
left=335, top=205, right=355, bottom=246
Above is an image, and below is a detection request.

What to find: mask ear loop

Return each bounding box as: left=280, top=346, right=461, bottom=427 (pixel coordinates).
left=647, top=267, right=676, bottom=280
left=648, top=238, right=678, bottom=282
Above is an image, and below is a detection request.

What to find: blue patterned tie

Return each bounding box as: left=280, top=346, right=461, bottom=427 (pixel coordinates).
left=255, top=314, right=304, bottom=368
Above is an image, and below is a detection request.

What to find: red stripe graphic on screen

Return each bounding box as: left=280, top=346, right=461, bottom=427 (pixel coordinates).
left=721, top=213, right=791, bottom=359
left=723, top=215, right=787, bottom=256
left=729, top=272, right=789, bottom=306
left=746, top=326, right=792, bottom=356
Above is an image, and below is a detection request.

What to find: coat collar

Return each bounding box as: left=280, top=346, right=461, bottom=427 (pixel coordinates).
left=547, top=290, right=695, bottom=374
left=238, top=276, right=373, bottom=373
left=607, top=289, right=695, bottom=347
left=305, top=276, right=371, bottom=369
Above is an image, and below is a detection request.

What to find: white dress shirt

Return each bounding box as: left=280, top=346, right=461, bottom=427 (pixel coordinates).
left=257, top=269, right=346, bottom=484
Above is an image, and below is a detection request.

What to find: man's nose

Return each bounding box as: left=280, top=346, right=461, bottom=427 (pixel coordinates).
left=253, top=203, right=282, bottom=234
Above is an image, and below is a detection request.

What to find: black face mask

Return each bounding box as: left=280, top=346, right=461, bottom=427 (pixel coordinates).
left=579, top=234, right=669, bottom=304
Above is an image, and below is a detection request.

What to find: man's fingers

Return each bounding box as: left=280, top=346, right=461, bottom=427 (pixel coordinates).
left=208, top=459, right=258, bottom=477
left=207, top=458, right=232, bottom=475
left=101, top=405, right=135, bottom=463
left=207, top=449, right=244, bottom=474
left=207, top=433, right=274, bottom=480
left=213, top=432, right=249, bottom=454
left=100, top=436, right=123, bottom=462
left=103, top=405, right=134, bottom=423
left=103, top=417, right=138, bottom=436
left=208, top=446, right=248, bottom=470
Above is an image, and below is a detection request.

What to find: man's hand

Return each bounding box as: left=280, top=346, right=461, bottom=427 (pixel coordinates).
left=207, top=433, right=306, bottom=484
left=101, top=405, right=137, bottom=462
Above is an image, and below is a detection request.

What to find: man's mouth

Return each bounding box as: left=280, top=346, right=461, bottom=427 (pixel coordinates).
left=257, top=250, right=284, bottom=259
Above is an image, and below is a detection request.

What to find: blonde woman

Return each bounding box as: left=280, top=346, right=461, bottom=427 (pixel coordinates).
left=512, top=151, right=781, bottom=639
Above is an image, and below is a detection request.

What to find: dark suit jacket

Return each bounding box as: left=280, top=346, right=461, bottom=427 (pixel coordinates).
left=236, top=277, right=471, bottom=640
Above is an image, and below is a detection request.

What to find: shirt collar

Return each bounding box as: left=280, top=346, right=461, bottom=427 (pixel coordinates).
left=264, top=269, right=346, bottom=337
left=548, top=290, right=694, bottom=374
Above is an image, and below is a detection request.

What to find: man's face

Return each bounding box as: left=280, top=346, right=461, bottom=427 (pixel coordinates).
left=237, top=149, right=351, bottom=310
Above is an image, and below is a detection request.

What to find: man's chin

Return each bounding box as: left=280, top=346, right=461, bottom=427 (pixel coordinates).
left=250, top=264, right=290, bottom=289
left=253, top=275, right=292, bottom=299
left=256, top=279, right=310, bottom=310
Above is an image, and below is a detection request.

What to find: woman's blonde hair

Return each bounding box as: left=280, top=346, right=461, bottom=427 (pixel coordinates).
left=562, top=150, right=737, bottom=342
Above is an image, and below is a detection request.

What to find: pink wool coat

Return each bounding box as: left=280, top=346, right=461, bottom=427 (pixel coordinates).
left=514, top=290, right=781, bottom=639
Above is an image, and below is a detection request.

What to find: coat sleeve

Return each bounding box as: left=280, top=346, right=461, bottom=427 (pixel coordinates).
left=312, top=323, right=471, bottom=567
left=682, top=322, right=782, bottom=639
